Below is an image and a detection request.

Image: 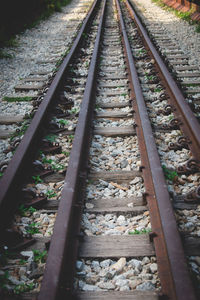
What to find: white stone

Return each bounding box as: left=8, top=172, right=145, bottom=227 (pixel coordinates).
left=111, top=257, right=126, bottom=272
left=129, top=259, right=142, bottom=271
left=115, top=279, right=129, bottom=287
left=98, top=281, right=115, bottom=290
left=136, top=281, right=155, bottom=291
left=150, top=263, right=158, bottom=274
left=82, top=284, right=101, bottom=291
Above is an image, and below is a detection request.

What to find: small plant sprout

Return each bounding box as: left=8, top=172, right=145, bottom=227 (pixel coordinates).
left=4, top=37, right=19, bottom=47
left=68, top=135, right=74, bottom=143
left=58, top=119, right=68, bottom=126
left=3, top=96, right=33, bottom=102
left=32, top=175, right=43, bottom=184
left=162, top=165, right=178, bottom=182
left=128, top=228, right=152, bottom=235
left=14, top=283, right=35, bottom=294
left=95, top=104, right=101, bottom=110
left=145, top=74, right=155, bottom=81
left=138, top=48, right=146, bottom=55
left=0, top=50, right=14, bottom=59
left=33, top=249, right=47, bottom=263
left=46, top=190, right=57, bottom=199
left=10, top=121, right=29, bottom=141
left=168, top=114, right=174, bottom=121
left=44, top=134, right=57, bottom=142
left=26, top=222, right=40, bottom=235
left=42, top=156, right=64, bottom=171
left=121, top=93, right=127, bottom=97
left=196, top=24, right=200, bottom=33
left=19, top=259, right=27, bottom=265
left=85, top=61, right=89, bottom=67
left=154, top=87, right=162, bottom=93
left=62, top=151, right=70, bottom=157
left=18, top=205, right=36, bottom=216
left=69, top=107, right=78, bottom=114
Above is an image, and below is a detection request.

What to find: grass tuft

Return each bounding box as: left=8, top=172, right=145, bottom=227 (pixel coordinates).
left=3, top=96, right=33, bottom=102
left=0, top=50, right=14, bottom=59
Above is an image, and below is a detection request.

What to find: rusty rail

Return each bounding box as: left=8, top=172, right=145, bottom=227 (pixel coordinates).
left=38, top=0, right=107, bottom=299
left=0, top=0, right=100, bottom=232
left=116, top=0, right=197, bottom=299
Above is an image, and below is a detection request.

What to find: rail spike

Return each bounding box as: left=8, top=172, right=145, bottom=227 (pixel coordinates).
left=184, top=186, right=200, bottom=203
left=168, top=136, right=191, bottom=151
left=177, top=158, right=200, bottom=175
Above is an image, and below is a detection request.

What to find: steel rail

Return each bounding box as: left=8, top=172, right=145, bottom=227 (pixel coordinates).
left=38, top=0, right=107, bottom=299
left=126, top=0, right=200, bottom=159
left=0, top=0, right=100, bottom=232
left=115, top=0, right=196, bottom=299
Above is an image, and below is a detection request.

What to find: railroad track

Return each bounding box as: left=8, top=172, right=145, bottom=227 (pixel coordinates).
left=0, top=0, right=200, bottom=299
left=129, top=0, right=200, bottom=122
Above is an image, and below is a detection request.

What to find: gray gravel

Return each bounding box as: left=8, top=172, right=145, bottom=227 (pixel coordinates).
left=74, top=257, right=160, bottom=291
left=0, top=0, right=92, bottom=99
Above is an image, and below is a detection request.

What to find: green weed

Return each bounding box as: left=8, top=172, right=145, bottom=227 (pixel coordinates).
left=3, top=96, right=33, bottom=102
left=68, top=135, right=74, bottom=143
left=95, top=104, right=101, bottom=110
left=196, top=24, right=200, bottom=33
left=46, top=190, right=57, bottom=198
left=152, top=0, right=199, bottom=30
left=26, top=222, right=40, bottom=235
left=69, top=107, right=78, bottom=114
left=174, top=10, right=191, bottom=22
left=32, top=175, right=43, bottom=184
left=33, top=249, right=47, bottom=263
left=85, top=61, right=89, bottom=67
left=44, top=134, right=57, bottom=143
left=138, top=49, right=146, bottom=54
left=62, top=151, right=70, bottom=157
left=0, top=50, right=14, bottom=59
left=154, top=87, right=162, bottom=93
left=19, top=259, right=27, bottom=265
left=4, top=37, right=19, bottom=47
left=162, top=165, right=178, bottom=181
left=14, top=283, right=35, bottom=294
left=128, top=228, right=152, bottom=235
left=58, top=119, right=68, bottom=126
left=10, top=122, right=29, bottom=141
left=42, top=157, right=64, bottom=171
left=145, top=74, right=155, bottom=81
left=18, top=205, right=36, bottom=217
